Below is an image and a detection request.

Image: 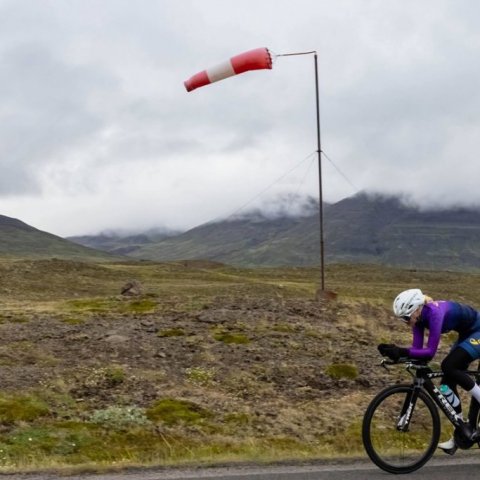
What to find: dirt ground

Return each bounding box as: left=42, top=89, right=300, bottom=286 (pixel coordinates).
left=0, top=294, right=411, bottom=408
left=0, top=260, right=464, bottom=438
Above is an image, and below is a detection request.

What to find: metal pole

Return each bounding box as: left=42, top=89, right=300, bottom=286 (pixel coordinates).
left=276, top=50, right=325, bottom=291
left=314, top=53, right=325, bottom=291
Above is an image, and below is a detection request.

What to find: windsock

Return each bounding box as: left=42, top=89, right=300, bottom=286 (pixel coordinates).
left=184, top=47, right=273, bottom=92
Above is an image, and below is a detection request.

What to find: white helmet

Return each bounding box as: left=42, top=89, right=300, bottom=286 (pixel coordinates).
left=393, top=289, right=425, bottom=319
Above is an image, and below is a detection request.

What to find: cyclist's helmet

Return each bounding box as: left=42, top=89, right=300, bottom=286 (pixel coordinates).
left=393, top=288, right=425, bottom=321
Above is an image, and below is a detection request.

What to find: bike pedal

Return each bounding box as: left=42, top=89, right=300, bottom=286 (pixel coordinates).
left=442, top=447, right=457, bottom=456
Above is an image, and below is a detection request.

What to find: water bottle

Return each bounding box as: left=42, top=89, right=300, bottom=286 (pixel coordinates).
left=440, top=384, right=460, bottom=408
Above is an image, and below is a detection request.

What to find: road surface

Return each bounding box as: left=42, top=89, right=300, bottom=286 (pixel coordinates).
left=6, top=453, right=480, bottom=480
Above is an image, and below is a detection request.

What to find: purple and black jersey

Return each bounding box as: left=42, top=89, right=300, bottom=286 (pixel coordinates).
left=408, top=301, right=480, bottom=359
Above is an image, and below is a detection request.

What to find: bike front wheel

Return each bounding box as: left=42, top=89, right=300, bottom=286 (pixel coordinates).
left=362, top=384, right=440, bottom=474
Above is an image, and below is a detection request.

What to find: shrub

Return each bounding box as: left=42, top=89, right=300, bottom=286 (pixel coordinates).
left=83, top=366, right=126, bottom=389
left=104, top=366, right=126, bottom=386
left=157, top=328, right=185, bottom=337
left=146, top=398, right=213, bottom=426
left=325, top=363, right=358, bottom=380
left=213, top=331, right=250, bottom=345
left=124, top=299, right=157, bottom=314
left=90, top=406, right=150, bottom=429
left=0, top=395, right=50, bottom=424
left=185, top=367, right=216, bottom=386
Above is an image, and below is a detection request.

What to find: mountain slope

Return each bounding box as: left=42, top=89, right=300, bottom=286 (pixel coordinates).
left=125, top=193, right=480, bottom=270
left=68, top=230, right=177, bottom=256
left=0, top=215, right=118, bottom=260
left=326, top=194, right=480, bottom=268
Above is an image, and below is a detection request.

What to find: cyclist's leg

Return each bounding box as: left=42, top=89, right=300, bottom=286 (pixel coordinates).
left=456, top=332, right=480, bottom=405
left=439, top=347, right=475, bottom=454
left=441, top=346, right=475, bottom=412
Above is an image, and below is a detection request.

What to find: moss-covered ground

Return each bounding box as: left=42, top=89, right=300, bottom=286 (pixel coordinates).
left=0, top=258, right=478, bottom=472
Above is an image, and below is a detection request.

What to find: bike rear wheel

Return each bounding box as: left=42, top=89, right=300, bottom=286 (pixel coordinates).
left=362, top=384, right=440, bottom=474
left=468, top=367, right=480, bottom=430
left=468, top=398, right=480, bottom=430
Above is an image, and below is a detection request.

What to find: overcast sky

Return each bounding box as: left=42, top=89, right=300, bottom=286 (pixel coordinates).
left=1, top=0, right=480, bottom=237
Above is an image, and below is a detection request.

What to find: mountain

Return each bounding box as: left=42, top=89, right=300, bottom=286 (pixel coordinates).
left=67, top=229, right=177, bottom=256
left=325, top=194, right=480, bottom=269
left=64, top=193, right=480, bottom=270
left=0, top=214, right=118, bottom=260
left=118, top=193, right=480, bottom=271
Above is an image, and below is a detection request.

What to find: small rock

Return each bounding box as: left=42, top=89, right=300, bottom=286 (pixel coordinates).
left=121, top=280, right=143, bottom=296
left=105, top=334, right=130, bottom=344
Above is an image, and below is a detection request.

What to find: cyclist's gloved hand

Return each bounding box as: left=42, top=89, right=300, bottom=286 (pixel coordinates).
left=377, top=343, right=395, bottom=356
left=378, top=343, right=409, bottom=361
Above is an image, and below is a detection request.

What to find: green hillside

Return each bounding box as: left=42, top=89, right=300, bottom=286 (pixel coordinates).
left=125, top=194, right=480, bottom=271
left=0, top=215, right=118, bottom=261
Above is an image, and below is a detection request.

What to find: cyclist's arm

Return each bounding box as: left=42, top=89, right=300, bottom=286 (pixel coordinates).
left=411, top=324, right=424, bottom=350
left=408, top=311, right=442, bottom=359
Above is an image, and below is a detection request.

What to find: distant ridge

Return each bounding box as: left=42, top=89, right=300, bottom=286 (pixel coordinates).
left=0, top=214, right=118, bottom=260
left=0, top=215, right=37, bottom=231
left=68, top=193, right=480, bottom=271
left=68, top=229, right=177, bottom=256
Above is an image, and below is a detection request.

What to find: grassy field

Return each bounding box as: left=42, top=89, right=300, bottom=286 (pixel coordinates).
left=0, top=258, right=479, bottom=473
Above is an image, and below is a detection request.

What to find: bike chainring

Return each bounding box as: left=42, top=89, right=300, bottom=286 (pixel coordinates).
left=454, top=427, right=475, bottom=450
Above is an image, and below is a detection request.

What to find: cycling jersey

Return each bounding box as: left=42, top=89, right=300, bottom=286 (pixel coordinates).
left=408, top=301, right=480, bottom=359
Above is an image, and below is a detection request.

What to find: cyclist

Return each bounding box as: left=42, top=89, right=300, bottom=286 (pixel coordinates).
left=378, top=288, right=480, bottom=455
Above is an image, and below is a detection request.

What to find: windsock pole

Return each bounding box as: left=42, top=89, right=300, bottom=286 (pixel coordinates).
left=314, top=53, right=325, bottom=292
left=277, top=51, right=325, bottom=291
left=185, top=48, right=326, bottom=292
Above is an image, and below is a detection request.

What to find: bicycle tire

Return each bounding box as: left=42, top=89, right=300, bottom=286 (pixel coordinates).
left=362, top=384, right=440, bottom=474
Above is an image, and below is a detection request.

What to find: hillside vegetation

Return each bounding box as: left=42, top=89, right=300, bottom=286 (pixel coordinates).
left=69, top=193, right=480, bottom=271
left=0, top=215, right=117, bottom=261
left=0, top=258, right=479, bottom=472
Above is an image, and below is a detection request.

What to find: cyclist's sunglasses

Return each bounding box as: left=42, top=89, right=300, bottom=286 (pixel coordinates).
left=401, top=315, right=411, bottom=323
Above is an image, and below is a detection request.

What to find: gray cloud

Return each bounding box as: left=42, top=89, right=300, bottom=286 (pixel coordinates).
left=0, top=0, right=479, bottom=236
left=0, top=40, right=117, bottom=194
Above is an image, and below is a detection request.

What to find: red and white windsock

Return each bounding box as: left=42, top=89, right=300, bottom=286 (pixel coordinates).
left=184, top=47, right=273, bottom=92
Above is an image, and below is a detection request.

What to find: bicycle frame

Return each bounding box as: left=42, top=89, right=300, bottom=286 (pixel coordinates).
left=386, top=360, right=480, bottom=432
left=363, top=360, right=480, bottom=474
left=416, top=367, right=463, bottom=426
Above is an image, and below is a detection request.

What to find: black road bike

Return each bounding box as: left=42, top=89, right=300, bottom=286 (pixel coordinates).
left=362, top=359, right=480, bottom=474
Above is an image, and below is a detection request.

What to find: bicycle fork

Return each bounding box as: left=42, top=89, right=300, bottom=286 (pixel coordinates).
left=396, top=382, right=422, bottom=432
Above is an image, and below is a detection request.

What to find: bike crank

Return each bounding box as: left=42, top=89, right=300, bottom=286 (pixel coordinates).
left=454, top=426, right=475, bottom=450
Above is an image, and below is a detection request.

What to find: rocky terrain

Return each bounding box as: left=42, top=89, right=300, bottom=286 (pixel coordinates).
left=0, top=258, right=476, bottom=471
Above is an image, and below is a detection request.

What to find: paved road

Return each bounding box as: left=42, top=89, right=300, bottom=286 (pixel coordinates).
left=7, top=454, right=480, bottom=480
